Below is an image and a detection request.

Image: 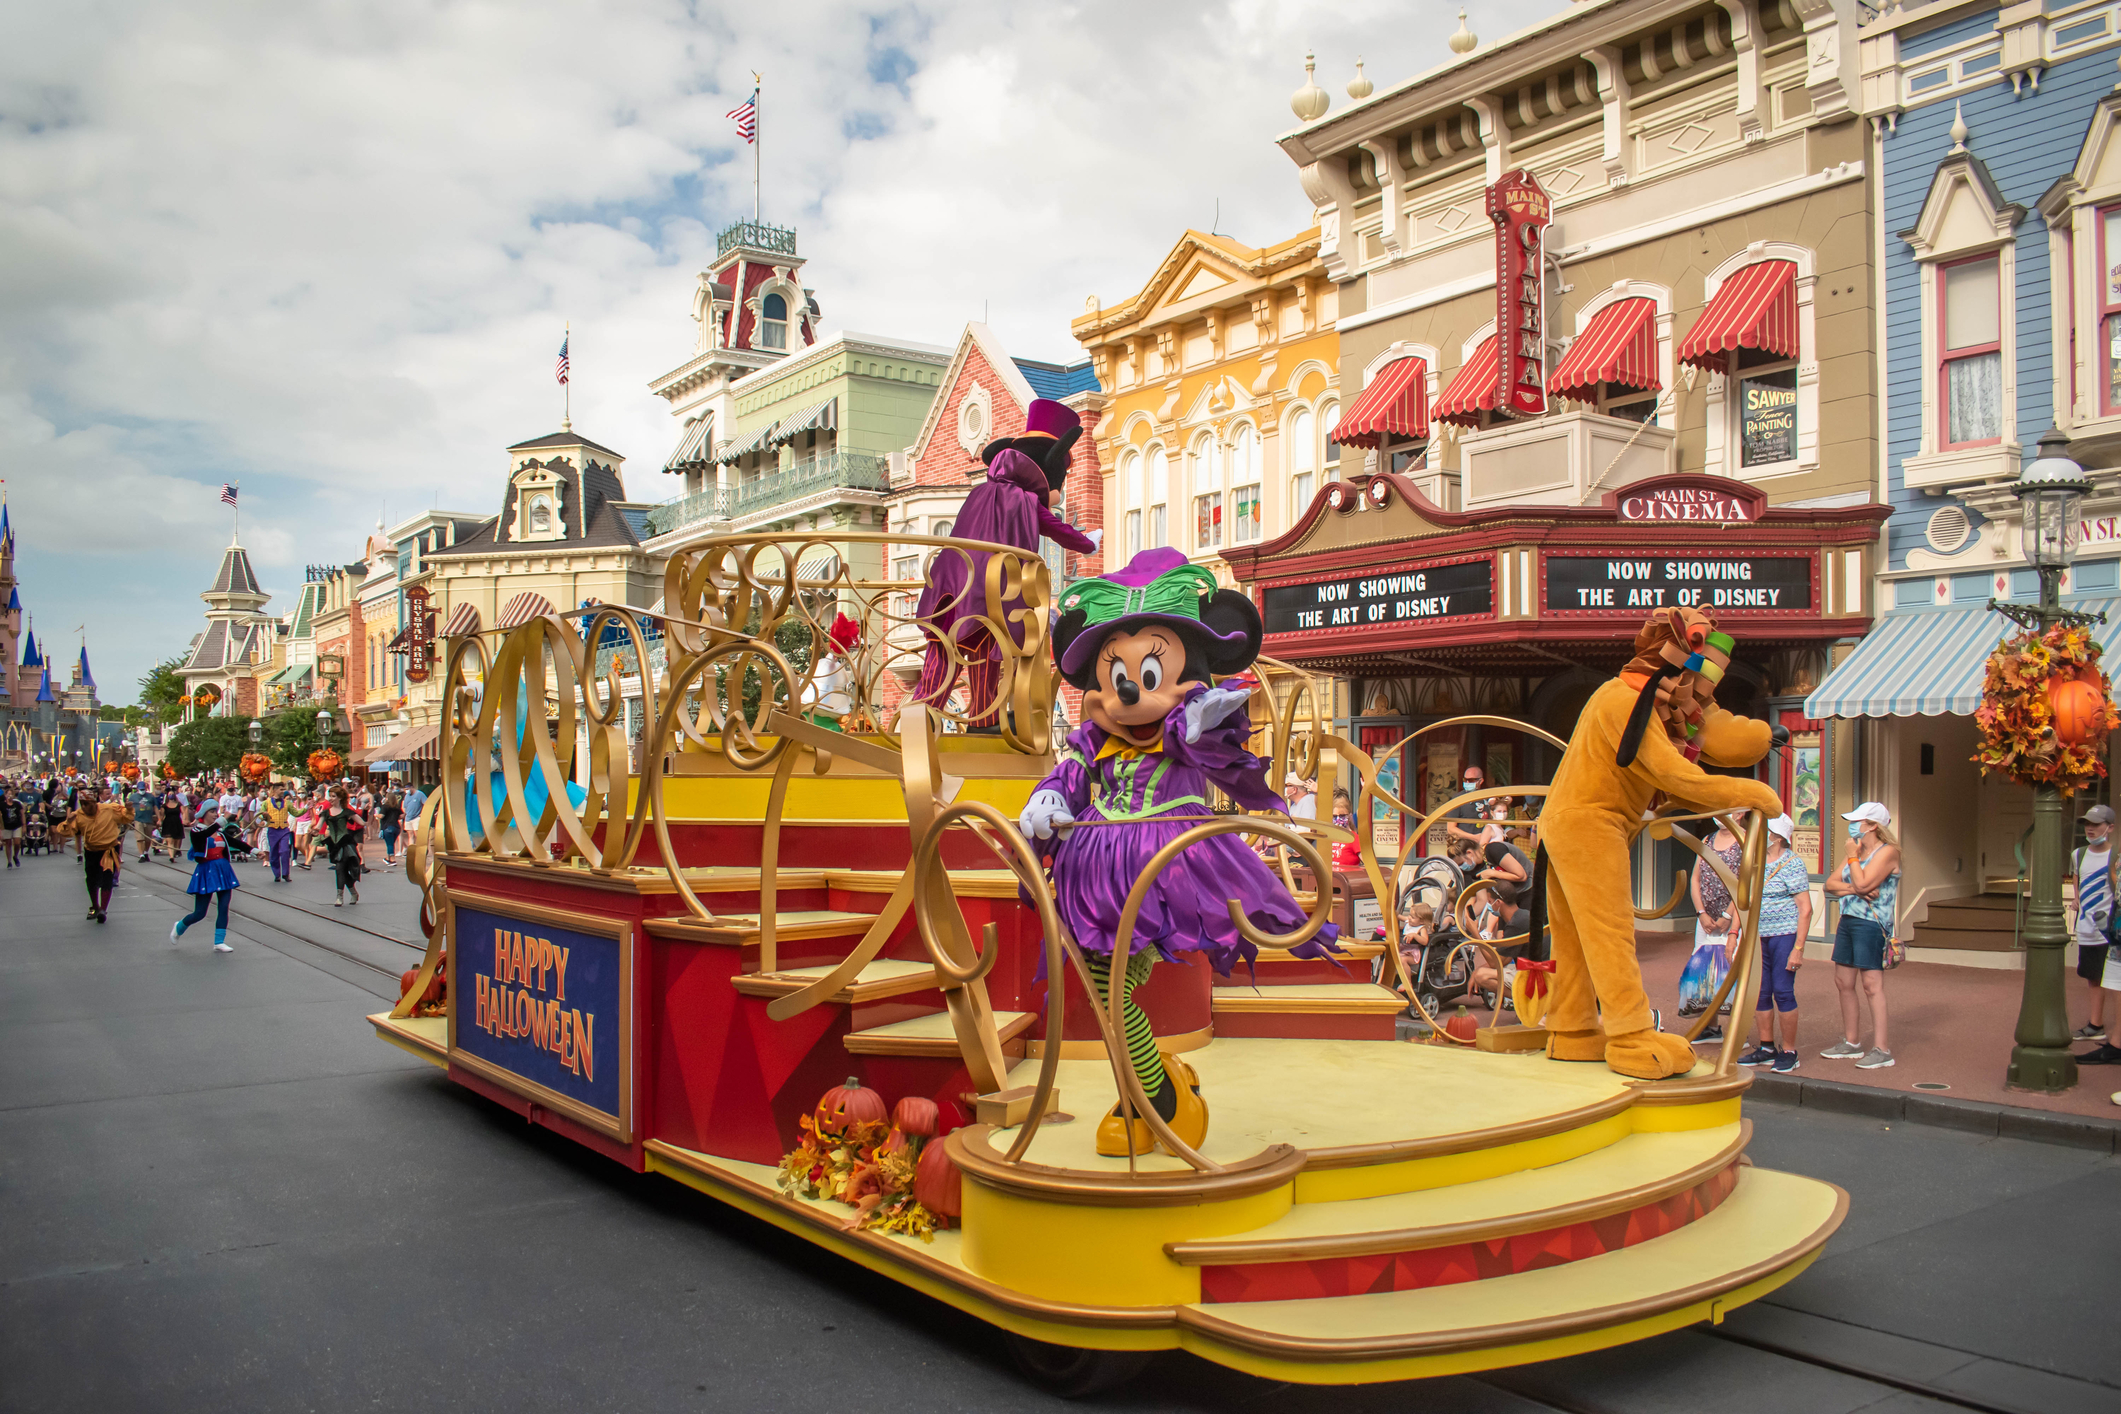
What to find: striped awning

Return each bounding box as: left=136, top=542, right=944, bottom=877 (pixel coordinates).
left=662, top=416, right=714, bottom=473
left=716, top=420, right=779, bottom=464
left=768, top=398, right=838, bottom=446
left=270, top=663, right=312, bottom=687
left=441, top=602, right=482, bottom=639
left=1329, top=358, right=1427, bottom=448
left=1678, top=260, right=1797, bottom=375
left=797, top=550, right=841, bottom=582
left=1433, top=336, right=1502, bottom=427
left=390, top=723, right=440, bottom=761
left=497, top=591, right=556, bottom=629
left=1549, top=297, right=1659, bottom=402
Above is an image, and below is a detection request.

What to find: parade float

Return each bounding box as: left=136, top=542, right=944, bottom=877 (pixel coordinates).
left=371, top=527, right=1844, bottom=1391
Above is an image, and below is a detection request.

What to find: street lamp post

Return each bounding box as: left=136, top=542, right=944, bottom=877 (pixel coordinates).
left=1992, top=429, right=2100, bottom=1092
left=315, top=709, right=332, bottom=747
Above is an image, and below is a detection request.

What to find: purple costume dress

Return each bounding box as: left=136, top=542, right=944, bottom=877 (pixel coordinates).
left=1031, top=686, right=1336, bottom=973
left=911, top=449, right=1095, bottom=724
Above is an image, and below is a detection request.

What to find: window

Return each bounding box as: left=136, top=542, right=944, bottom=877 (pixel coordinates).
left=760, top=292, right=789, bottom=350
left=1601, top=391, right=1659, bottom=424
left=1191, top=434, right=1222, bottom=551
left=1229, top=425, right=1261, bottom=543
left=1736, top=348, right=1798, bottom=469
left=931, top=517, right=954, bottom=538
left=2102, top=208, right=2121, bottom=415
left=529, top=496, right=551, bottom=533
left=1384, top=435, right=1426, bottom=476
left=1941, top=255, right=2002, bottom=445
left=1322, top=402, right=1341, bottom=477
left=892, top=553, right=920, bottom=617
left=1122, top=450, right=1143, bottom=558
left=1147, top=446, right=1168, bottom=548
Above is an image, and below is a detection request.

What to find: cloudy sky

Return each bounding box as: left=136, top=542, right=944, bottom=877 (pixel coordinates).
left=2, top=0, right=1549, bottom=700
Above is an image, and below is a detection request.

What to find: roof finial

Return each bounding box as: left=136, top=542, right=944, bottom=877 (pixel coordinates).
left=1347, top=57, right=1373, bottom=102
left=1949, top=100, right=1968, bottom=153
left=1291, top=51, right=1330, bottom=122
left=1450, top=9, right=1479, bottom=56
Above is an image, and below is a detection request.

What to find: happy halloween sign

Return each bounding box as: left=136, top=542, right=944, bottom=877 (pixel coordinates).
left=453, top=905, right=623, bottom=1121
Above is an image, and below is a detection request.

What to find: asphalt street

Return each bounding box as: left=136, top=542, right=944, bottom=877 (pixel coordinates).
left=3, top=840, right=2117, bottom=1413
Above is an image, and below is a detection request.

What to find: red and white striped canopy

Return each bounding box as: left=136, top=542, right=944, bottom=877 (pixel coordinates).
left=496, top=592, right=555, bottom=630
left=1432, top=336, right=1503, bottom=427
left=1677, top=260, right=1797, bottom=375
left=1329, top=356, right=1428, bottom=448
left=1548, top=297, right=1660, bottom=402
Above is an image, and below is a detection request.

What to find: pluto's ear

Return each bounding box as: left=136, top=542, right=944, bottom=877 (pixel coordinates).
left=1052, top=607, right=1097, bottom=691
left=1199, top=589, right=1264, bottom=676
left=1616, top=665, right=1678, bottom=769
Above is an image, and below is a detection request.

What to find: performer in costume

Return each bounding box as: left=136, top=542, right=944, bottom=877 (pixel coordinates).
left=1020, top=548, right=1334, bottom=1155
left=1539, top=607, right=1782, bottom=1078
left=171, top=799, right=241, bottom=954
left=910, top=398, right=1100, bottom=730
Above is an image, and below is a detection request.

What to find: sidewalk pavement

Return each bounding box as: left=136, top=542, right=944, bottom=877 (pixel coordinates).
left=1637, top=928, right=2121, bottom=1121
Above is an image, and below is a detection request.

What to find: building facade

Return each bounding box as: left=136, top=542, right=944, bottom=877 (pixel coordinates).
left=1802, top=0, right=2121, bottom=945
left=176, top=537, right=275, bottom=721
left=1231, top=0, right=1888, bottom=875
left=1073, top=229, right=1340, bottom=586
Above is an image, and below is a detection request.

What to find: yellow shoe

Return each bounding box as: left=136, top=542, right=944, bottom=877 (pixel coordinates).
left=1094, top=1103, right=1157, bottom=1157
left=1157, top=1053, right=1209, bottom=1155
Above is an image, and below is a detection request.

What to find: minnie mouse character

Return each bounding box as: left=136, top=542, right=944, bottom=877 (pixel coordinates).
left=909, top=398, right=1100, bottom=731
left=1019, top=547, right=1332, bottom=1156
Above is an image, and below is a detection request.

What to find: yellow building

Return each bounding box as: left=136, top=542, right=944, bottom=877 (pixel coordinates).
left=1072, top=230, right=1340, bottom=587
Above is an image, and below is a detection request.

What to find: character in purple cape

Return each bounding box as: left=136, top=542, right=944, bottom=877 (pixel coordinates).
left=1019, top=548, right=1335, bottom=1156
left=910, top=397, right=1099, bottom=730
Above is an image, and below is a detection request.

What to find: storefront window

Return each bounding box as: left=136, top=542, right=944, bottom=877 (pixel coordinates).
left=1231, top=484, right=1260, bottom=543
left=2103, top=206, right=2121, bottom=414
left=1385, top=436, right=1426, bottom=475
left=1195, top=492, right=1223, bottom=550
left=1736, top=348, right=1798, bottom=469
left=1147, top=446, right=1168, bottom=549
left=1600, top=390, right=1658, bottom=424
left=1941, top=254, right=2002, bottom=446
left=1229, top=425, right=1261, bottom=543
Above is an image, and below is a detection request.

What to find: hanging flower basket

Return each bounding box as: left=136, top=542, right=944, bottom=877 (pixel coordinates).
left=1974, top=623, right=2119, bottom=795
left=161, top=762, right=177, bottom=780
left=120, top=763, right=141, bottom=781
left=239, top=752, right=273, bottom=782
left=308, top=748, right=345, bottom=782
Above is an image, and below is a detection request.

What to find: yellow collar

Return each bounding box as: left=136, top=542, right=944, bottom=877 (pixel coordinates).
left=1095, top=730, right=1165, bottom=763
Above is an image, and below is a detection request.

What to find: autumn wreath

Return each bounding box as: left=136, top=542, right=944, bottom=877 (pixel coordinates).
left=239, top=751, right=274, bottom=782
left=1974, top=623, right=2119, bottom=795
left=307, top=747, right=345, bottom=782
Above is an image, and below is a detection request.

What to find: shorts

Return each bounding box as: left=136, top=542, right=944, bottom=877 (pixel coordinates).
left=2078, top=939, right=2111, bottom=983
left=1832, top=914, right=1888, bottom=971
left=0, top=827, right=18, bottom=842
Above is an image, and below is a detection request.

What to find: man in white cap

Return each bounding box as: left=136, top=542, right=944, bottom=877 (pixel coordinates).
left=1737, top=814, right=1813, bottom=1072
left=1282, top=772, right=1316, bottom=821
left=2071, top=804, right=2121, bottom=1062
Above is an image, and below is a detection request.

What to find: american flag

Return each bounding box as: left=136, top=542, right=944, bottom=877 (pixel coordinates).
left=727, top=91, right=757, bottom=144
left=555, top=335, right=569, bottom=386
left=220, top=484, right=239, bottom=508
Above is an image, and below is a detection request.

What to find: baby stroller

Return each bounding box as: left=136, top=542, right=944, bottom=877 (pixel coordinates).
left=1395, top=855, right=1487, bottom=1019
left=23, top=809, right=49, bottom=856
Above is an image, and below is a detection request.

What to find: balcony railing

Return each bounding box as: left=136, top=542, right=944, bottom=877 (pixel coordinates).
left=717, top=219, right=797, bottom=259
left=644, top=453, right=892, bottom=537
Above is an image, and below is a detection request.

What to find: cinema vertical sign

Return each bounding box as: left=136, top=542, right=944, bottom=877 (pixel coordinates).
left=1487, top=168, right=1551, bottom=420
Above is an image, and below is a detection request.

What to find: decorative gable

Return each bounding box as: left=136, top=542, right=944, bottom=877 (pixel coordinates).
left=1173, top=265, right=1232, bottom=302
left=1900, top=149, right=2025, bottom=263
left=2071, top=94, right=2121, bottom=194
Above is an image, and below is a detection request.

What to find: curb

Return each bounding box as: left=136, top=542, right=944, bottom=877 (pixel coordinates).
left=1747, top=1070, right=2121, bottom=1153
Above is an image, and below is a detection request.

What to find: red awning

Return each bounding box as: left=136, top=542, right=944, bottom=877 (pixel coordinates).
left=1329, top=357, right=1428, bottom=447
left=1548, top=297, right=1660, bottom=402
left=1677, top=260, right=1797, bottom=374
left=1432, top=336, right=1502, bottom=427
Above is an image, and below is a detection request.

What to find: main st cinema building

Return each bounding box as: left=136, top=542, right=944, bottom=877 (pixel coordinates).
left=1237, top=0, right=1892, bottom=879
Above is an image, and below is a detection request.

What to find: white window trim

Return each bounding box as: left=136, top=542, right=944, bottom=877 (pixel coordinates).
left=1144, top=442, right=1169, bottom=550
left=1564, top=279, right=1677, bottom=430
left=1900, top=160, right=2024, bottom=490
left=1190, top=431, right=1222, bottom=552
left=1700, top=241, right=1820, bottom=482
left=2053, top=97, right=2121, bottom=444
left=1227, top=419, right=1263, bottom=544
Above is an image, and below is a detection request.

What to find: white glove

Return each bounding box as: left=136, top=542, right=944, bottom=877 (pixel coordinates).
left=1183, top=685, right=1253, bottom=743
left=1020, top=789, right=1076, bottom=841
left=1084, top=527, right=1104, bottom=551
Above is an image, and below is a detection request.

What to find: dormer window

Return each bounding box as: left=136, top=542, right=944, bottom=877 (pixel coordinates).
left=760, top=292, right=789, bottom=350
left=529, top=497, right=552, bottom=533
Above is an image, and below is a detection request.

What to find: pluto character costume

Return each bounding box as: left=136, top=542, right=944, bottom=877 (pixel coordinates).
left=1541, top=607, right=1783, bottom=1079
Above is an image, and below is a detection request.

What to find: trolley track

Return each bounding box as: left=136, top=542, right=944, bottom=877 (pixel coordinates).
left=125, top=856, right=422, bottom=984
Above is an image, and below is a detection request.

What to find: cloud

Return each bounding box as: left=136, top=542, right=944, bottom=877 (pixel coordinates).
left=0, top=0, right=1553, bottom=697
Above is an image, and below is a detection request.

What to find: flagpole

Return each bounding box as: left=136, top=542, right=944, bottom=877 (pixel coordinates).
left=754, top=71, right=762, bottom=221
left=564, top=320, right=571, bottom=430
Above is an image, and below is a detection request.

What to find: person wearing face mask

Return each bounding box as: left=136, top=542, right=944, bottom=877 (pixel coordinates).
left=1820, top=802, right=1900, bottom=1068
left=1444, top=763, right=1489, bottom=851
left=2070, top=804, right=2121, bottom=1061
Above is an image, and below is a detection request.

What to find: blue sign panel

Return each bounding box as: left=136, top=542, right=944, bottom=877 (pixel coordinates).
left=454, top=905, right=623, bottom=1122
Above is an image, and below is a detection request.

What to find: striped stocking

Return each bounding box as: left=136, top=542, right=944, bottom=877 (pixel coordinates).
left=1084, top=950, right=1173, bottom=1120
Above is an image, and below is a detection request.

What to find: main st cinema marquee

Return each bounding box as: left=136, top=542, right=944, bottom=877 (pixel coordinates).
left=1223, top=473, right=1886, bottom=678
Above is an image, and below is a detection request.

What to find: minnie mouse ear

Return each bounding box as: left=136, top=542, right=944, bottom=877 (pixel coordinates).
left=1044, top=426, right=1082, bottom=478
left=979, top=437, right=1010, bottom=466
left=1051, top=606, right=1097, bottom=691
left=1198, top=589, right=1263, bottom=676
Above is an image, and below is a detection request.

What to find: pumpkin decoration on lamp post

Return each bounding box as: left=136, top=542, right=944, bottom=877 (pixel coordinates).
left=238, top=751, right=273, bottom=784
left=307, top=747, right=345, bottom=783
left=1974, top=624, right=2118, bottom=794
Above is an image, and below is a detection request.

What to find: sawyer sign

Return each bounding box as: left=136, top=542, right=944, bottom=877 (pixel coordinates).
left=1264, top=560, right=1493, bottom=634
left=1545, top=556, right=1810, bottom=612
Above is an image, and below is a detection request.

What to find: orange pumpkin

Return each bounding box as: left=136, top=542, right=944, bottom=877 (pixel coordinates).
left=814, top=1076, right=886, bottom=1140
left=915, top=1135, right=962, bottom=1222
left=891, top=1096, right=939, bottom=1138
left=1444, top=1006, right=1479, bottom=1042
left=2051, top=677, right=2109, bottom=747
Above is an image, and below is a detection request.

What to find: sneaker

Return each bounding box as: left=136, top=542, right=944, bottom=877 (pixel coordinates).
left=2072, top=1023, right=2107, bottom=1042
left=2075, top=1043, right=2121, bottom=1065
left=1773, top=1050, right=1800, bottom=1074
left=1736, top=1044, right=1777, bottom=1067
left=169, top=921, right=181, bottom=943
left=1855, top=1047, right=1895, bottom=1069
left=334, top=896, right=343, bottom=907
left=1820, top=1038, right=1865, bottom=1059
left=213, top=941, right=232, bottom=954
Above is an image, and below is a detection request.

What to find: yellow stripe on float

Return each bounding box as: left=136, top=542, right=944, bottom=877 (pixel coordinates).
left=1293, top=1112, right=1632, bottom=1205
left=1631, top=1097, right=1742, bottom=1133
